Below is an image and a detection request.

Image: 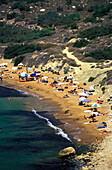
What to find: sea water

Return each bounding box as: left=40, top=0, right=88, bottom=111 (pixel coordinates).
left=0, top=86, right=76, bottom=170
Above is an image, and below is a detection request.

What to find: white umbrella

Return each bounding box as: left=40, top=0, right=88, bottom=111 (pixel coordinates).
left=79, top=93, right=89, bottom=96
left=84, top=110, right=92, bottom=113
left=21, top=72, right=26, bottom=77
left=67, top=76, right=73, bottom=79
left=12, top=67, right=17, bottom=70
left=18, top=63, right=23, bottom=66
left=42, top=76, right=48, bottom=79
left=2, top=63, right=8, bottom=66
left=73, top=81, right=79, bottom=84
left=79, top=97, right=86, bottom=101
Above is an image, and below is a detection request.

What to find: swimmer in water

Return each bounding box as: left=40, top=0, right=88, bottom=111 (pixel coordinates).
left=8, top=96, right=11, bottom=102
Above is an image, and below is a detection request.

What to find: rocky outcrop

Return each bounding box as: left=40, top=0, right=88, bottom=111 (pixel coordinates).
left=58, top=147, right=76, bottom=158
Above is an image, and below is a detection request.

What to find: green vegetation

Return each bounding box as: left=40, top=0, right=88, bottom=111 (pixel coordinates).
left=66, top=0, right=72, bottom=6
left=102, top=87, right=106, bottom=93
left=93, top=4, right=112, bottom=18
left=4, top=44, right=42, bottom=59
left=26, top=0, right=45, bottom=3
left=0, top=0, right=8, bottom=5
left=84, top=16, right=96, bottom=23
left=38, top=11, right=80, bottom=28
left=108, top=14, right=112, bottom=19
left=76, top=6, right=84, bottom=11
left=0, top=23, right=55, bottom=43
left=7, top=12, right=18, bottom=20
left=57, top=7, right=63, bottom=12
left=85, top=4, right=112, bottom=23
left=84, top=47, right=112, bottom=60
left=73, top=39, right=90, bottom=48
left=79, top=24, right=112, bottom=40
left=14, top=56, right=25, bottom=66
left=100, top=77, right=106, bottom=86
left=11, top=1, right=30, bottom=11
left=88, top=77, right=96, bottom=82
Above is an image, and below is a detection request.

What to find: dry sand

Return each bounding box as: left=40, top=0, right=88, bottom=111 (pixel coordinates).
left=0, top=59, right=109, bottom=144
left=0, top=58, right=112, bottom=169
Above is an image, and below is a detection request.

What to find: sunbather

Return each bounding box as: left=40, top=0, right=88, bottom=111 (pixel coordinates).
left=84, top=113, right=96, bottom=122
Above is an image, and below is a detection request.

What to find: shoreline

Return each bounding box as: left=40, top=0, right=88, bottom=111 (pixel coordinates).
left=1, top=74, right=109, bottom=145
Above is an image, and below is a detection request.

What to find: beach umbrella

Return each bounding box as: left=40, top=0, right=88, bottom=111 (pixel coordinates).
left=73, top=81, right=79, bottom=84
left=67, top=76, right=73, bottom=79
left=18, top=63, right=23, bottom=66
left=84, top=99, right=92, bottom=103
left=79, top=93, right=89, bottom=96
left=84, top=110, right=92, bottom=113
left=2, top=63, right=8, bottom=66
left=79, top=97, right=86, bottom=101
left=92, top=103, right=101, bottom=107
left=12, top=67, right=17, bottom=70
left=27, top=68, right=32, bottom=71
left=21, top=72, right=26, bottom=77
left=42, top=76, right=48, bottom=79
left=89, top=87, right=95, bottom=92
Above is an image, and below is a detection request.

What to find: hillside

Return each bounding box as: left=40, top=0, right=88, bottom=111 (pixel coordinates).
left=0, top=0, right=112, bottom=74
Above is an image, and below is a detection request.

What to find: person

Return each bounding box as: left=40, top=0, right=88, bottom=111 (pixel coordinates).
left=97, top=97, right=101, bottom=104
left=84, top=113, right=96, bottom=122
left=8, top=96, right=11, bottom=102
left=0, top=75, right=2, bottom=81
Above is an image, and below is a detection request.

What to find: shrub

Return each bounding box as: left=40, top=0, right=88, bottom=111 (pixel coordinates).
left=11, top=1, right=30, bottom=11
left=84, top=47, right=112, bottom=60
left=0, top=23, right=55, bottom=43
left=108, top=14, right=112, bottom=19
left=0, top=0, right=8, bottom=5
left=38, top=11, right=80, bottom=28
left=73, top=39, right=89, bottom=48
left=66, top=0, right=72, bottom=5
left=14, top=56, right=25, bottom=66
left=95, top=19, right=103, bottom=23
left=100, top=77, right=106, bottom=86
left=93, top=4, right=112, bottom=18
left=102, top=87, right=106, bottom=94
left=79, top=24, right=112, bottom=40
left=57, top=7, right=63, bottom=12
left=88, top=77, right=96, bottom=82
left=4, top=44, right=42, bottom=59
left=84, top=16, right=96, bottom=23
left=69, top=62, right=77, bottom=67
left=7, top=12, right=18, bottom=20
left=70, top=23, right=78, bottom=29
left=76, top=6, right=84, bottom=11
left=26, top=0, right=45, bottom=3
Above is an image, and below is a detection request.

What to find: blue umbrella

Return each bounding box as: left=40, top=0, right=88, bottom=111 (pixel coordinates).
left=92, top=103, right=101, bottom=107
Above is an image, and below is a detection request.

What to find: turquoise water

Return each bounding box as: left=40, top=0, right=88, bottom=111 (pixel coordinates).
left=0, top=86, right=75, bottom=170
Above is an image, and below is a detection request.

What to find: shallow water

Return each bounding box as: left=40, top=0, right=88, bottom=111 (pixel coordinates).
left=0, top=86, right=77, bottom=170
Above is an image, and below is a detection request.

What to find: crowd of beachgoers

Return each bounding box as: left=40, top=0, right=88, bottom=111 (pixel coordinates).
left=0, top=60, right=112, bottom=169
left=0, top=61, right=110, bottom=137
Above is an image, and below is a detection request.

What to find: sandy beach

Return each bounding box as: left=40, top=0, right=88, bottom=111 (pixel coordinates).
left=0, top=59, right=110, bottom=145
left=1, top=59, right=112, bottom=169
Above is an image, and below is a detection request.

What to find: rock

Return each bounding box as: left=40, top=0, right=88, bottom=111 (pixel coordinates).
left=58, top=147, right=76, bottom=158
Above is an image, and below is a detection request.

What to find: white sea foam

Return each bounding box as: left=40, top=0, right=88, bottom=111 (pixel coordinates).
left=32, top=108, right=72, bottom=142
left=73, top=136, right=81, bottom=142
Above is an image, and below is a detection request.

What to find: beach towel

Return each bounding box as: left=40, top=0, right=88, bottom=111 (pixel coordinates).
left=97, top=126, right=106, bottom=129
